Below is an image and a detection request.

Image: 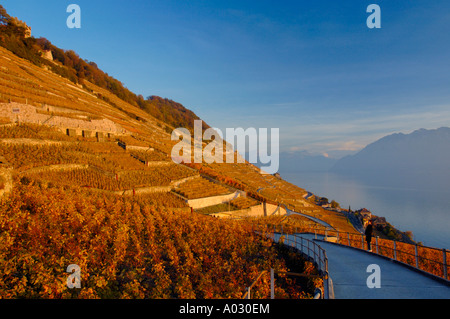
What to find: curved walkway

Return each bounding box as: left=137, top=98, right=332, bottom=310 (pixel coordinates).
left=276, top=233, right=450, bottom=299
left=284, top=206, right=334, bottom=229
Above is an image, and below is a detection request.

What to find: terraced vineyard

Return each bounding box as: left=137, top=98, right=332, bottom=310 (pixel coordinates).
left=131, top=192, right=189, bottom=209
left=0, top=124, right=196, bottom=193
left=0, top=142, right=139, bottom=172
left=0, top=46, right=172, bottom=147
left=0, top=46, right=109, bottom=114
left=117, top=169, right=172, bottom=188
left=24, top=167, right=125, bottom=191
left=0, top=13, right=344, bottom=299
left=229, top=196, right=260, bottom=209
left=174, top=176, right=233, bottom=199
left=129, top=149, right=170, bottom=162
left=0, top=123, right=73, bottom=140
left=0, top=182, right=322, bottom=298
left=209, top=162, right=274, bottom=193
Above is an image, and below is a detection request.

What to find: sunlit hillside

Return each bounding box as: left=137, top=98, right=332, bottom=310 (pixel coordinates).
left=0, top=5, right=357, bottom=299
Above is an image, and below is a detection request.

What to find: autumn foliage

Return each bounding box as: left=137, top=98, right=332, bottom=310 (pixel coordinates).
left=0, top=182, right=319, bottom=299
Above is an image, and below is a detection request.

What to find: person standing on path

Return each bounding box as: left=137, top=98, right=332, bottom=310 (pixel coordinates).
left=365, top=220, right=373, bottom=252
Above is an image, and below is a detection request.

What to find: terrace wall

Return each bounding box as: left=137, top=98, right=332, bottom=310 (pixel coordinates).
left=116, top=186, right=173, bottom=196
left=187, top=190, right=244, bottom=210
left=126, top=145, right=152, bottom=152
left=0, top=103, right=126, bottom=136
left=212, top=202, right=287, bottom=219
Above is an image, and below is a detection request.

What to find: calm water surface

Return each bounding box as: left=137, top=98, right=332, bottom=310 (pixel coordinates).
left=281, top=171, right=450, bottom=249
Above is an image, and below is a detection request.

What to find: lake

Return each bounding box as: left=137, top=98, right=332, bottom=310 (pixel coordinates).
left=280, top=170, right=450, bottom=249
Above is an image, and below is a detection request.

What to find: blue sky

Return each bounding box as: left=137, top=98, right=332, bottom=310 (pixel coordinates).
left=3, top=0, right=450, bottom=157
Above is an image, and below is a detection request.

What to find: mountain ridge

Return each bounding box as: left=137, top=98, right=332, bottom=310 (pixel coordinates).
left=332, top=127, right=450, bottom=171
left=331, top=127, right=450, bottom=189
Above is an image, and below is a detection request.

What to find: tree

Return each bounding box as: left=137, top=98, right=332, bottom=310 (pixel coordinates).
left=0, top=5, right=28, bottom=37
left=330, top=200, right=340, bottom=209
left=405, top=231, right=414, bottom=241
left=318, top=197, right=328, bottom=205
left=0, top=5, right=10, bottom=26
left=4, top=16, right=29, bottom=38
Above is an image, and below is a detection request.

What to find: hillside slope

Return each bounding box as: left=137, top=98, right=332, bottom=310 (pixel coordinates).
left=0, top=21, right=356, bottom=230
left=0, top=33, right=346, bottom=229
left=0, top=6, right=356, bottom=299
left=0, top=4, right=204, bottom=133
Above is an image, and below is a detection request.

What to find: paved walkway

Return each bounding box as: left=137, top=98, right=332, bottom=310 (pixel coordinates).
left=275, top=233, right=450, bottom=299
left=285, top=209, right=333, bottom=229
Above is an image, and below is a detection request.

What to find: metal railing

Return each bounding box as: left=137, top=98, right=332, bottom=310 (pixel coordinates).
left=242, top=270, right=270, bottom=300
left=273, top=230, right=334, bottom=299
left=329, top=228, right=449, bottom=282
left=274, top=202, right=450, bottom=282
left=242, top=268, right=329, bottom=299
left=262, top=223, right=449, bottom=283
left=243, top=228, right=334, bottom=299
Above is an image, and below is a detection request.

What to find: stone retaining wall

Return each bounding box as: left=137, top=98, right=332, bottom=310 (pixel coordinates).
left=186, top=191, right=244, bottom=210
left=212, top=202, right=287, bottom=219
left=115, top=186, right=173, bottom=196
left=0, top=102, right=126, bottom=136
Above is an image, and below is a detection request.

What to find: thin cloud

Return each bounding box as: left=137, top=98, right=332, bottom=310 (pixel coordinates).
left=281, top=104, right=450, bottom=154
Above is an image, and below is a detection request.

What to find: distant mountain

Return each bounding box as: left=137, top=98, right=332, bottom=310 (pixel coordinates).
left=331, top=127, right=450, bottom=189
